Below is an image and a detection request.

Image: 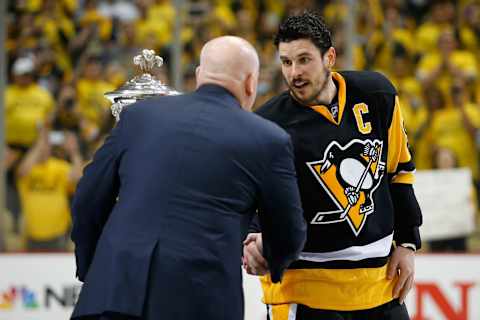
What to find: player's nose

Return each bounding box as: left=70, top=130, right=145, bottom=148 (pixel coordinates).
left=291, top=62, right=303, bottom=78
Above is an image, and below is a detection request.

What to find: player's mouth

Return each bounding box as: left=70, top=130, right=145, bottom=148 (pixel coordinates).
left=292, top=79, right=309, bottom=90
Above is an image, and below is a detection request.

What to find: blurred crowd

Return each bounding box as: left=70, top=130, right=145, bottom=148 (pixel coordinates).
left=3, top=0, right=480, bottom=252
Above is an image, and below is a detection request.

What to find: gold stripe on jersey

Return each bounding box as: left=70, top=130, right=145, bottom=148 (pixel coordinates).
left=391, top=172, right=415, bottom=184
left=260, top=264, right=397, bottom=311
left=387, top=96, right=415, bottom=184
left=309, top=72, right=346, bottom=125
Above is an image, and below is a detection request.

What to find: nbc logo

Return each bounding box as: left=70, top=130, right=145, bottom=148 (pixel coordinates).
left=0, top=285, right=80, bottom=311
left=0, top=286, right=39, bottom=310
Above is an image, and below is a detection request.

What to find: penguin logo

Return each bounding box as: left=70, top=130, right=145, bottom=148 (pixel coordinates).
left=306, top=139, right=385, bottom=236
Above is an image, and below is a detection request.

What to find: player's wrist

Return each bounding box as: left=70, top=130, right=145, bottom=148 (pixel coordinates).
left=399, top=242, right=416, bottom=252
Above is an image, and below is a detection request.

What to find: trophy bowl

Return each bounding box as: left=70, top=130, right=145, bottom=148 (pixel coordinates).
left=105, top=49, right=181, bottom=121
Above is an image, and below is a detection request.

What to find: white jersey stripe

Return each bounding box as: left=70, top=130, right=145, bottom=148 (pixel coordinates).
left=288, top=304, right=298, bottom=320
left=299, top=233, right=393, bottom=262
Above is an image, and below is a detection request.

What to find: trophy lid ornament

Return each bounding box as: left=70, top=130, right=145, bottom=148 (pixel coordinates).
left=105, top=49, right=181, bottom=121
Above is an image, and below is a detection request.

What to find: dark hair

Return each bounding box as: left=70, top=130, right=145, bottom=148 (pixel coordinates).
left=274, top=11, right=333, bottom=55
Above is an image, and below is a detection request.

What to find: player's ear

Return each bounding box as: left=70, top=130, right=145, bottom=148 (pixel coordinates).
left=323, top=47, right=336, bottom=70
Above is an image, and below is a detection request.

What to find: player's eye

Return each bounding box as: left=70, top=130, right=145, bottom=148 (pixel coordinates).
left=281, top=59, right=292, bottom=66
left=299, top=57, right=311, bottom=64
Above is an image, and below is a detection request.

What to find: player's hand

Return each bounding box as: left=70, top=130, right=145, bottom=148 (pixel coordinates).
left=344, top=186, right=359, bottom=205
left=364, top=143, right=378, bottom=161
left=387, top=246, right=415, bottom=304
left=243, top=233, right=269, bottom=276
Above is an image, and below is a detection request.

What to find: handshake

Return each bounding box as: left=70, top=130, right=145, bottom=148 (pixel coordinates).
left=242, top=233, right=269, bottom=276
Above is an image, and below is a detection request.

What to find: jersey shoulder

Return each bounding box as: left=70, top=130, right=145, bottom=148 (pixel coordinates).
left=255, top=91, right=292, bottom=121
left=340, top=70, right=397, bottom=96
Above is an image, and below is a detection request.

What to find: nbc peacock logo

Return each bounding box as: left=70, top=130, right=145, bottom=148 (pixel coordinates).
left=0, top=286, right=39, bottom=310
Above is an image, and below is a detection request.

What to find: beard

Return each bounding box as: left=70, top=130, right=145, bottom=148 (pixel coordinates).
left=287, top=68, right=331, bottom=106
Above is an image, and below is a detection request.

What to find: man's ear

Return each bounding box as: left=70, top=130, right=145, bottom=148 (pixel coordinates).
left=324, top=47, right=336, bottom=69
left=245, top=73, right=255, bottom=97
left=195, top=66, right=202, bottom=88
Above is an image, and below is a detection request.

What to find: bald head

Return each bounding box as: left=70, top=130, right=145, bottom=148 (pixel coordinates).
left=196, top=36, right=260, bottom=110
left=198, top=36, right=259, bottom=81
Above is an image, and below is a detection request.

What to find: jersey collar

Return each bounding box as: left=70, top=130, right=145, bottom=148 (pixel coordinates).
left=309, top=72, right=346, bottom=126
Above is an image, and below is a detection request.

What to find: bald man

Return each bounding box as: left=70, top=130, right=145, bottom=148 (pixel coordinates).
left=70, top=36, right=306, bottom=320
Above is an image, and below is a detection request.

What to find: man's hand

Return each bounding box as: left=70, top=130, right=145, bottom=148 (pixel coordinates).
left=387, top=246, right=415, bottom=304
left=242, top=233, right=269, bottom=276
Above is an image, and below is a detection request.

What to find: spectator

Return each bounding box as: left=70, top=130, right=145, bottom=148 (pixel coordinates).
left=430, top=77, right=480, bottom=181
left=414, top=86, right=446, bottom=171
left=365, top=3, right=414, bottom=71
left=417, top=28, right=477, bottom=102
left=75, top=54, right=115, bottom=142
left=387, top=44, right=424, bottom=153
left=6, top=56, right=55, bottom=149
left=459, top=1, right=480, bottom=55
left=52, top=84, right=82, bottom=134
left=415, top=0, right=456, bottom=55
left=16, top=127, right=83, bottom=251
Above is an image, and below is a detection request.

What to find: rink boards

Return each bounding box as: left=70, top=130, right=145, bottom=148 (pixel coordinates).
left=0, top=253, right=479, bottom=320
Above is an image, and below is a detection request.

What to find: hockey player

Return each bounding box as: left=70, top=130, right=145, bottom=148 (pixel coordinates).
left=244, top=12, right=422, bottom=320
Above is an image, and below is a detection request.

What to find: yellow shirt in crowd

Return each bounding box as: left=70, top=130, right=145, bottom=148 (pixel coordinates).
left=417, top=50, right=477, bottom=98
left=76, top=78, right=115, bottom=126
left=17, top=158, right=73, bottom=241
left=6, top=84, right=54, bottom=147
left=431, top=103, right=480, bottom=179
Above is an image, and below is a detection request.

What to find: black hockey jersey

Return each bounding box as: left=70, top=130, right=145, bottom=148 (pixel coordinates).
left=255, top=71, right=420, bottom=311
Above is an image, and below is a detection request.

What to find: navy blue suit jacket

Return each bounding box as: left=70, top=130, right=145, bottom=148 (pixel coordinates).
left=71, top=84, right=306, bottom=320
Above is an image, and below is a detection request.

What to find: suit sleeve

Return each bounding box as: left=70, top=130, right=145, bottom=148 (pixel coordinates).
left=248, top=213, right=261, bottom=233
left=387, top=95, right=423, bottom=248
left=71, top=119, right=124, bottom=281
left=258, top=134, right=306, bottom=283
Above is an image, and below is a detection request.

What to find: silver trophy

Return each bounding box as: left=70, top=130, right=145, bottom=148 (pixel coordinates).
left=105, top=49, right=181, bottom=121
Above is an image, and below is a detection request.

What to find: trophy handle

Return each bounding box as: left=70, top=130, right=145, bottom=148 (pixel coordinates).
left=111, top=102, right=123, bottom=122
